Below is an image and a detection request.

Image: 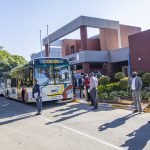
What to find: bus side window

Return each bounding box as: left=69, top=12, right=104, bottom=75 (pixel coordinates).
left=11, top=78, right=17, bottom=87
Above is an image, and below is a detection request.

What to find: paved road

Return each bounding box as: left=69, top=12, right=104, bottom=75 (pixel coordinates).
left=0, top=97, right=150, bottom=150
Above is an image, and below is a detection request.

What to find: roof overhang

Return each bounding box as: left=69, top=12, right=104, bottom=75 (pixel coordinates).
left=64, top=48, right=129, bottom=65
left=43, top=16, right=120, bottom=45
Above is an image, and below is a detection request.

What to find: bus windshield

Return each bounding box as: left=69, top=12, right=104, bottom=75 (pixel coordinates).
left=35, top=64, right=72, bottom=86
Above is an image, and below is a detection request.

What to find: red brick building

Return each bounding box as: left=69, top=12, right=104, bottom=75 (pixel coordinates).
left=129, top=29, right=150, bottom=72
left=61, top=24, right=141, bottom=77
left=43, top=16, right=141, bottom=77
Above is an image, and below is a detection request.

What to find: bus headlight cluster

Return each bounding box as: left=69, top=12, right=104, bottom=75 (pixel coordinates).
left=66, top=89, right=73, bottom=95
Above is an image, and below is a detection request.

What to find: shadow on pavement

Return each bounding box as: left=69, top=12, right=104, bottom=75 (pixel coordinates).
left=45, top=111, right=90, bottom=125
left=121, top=122, right=150, bottom=150
left=0, top=97, right=66, bottom=124
left=98, top=113, right=138, bottom=131
left=45, top=102, right=114, bottom=125
left=45, top=103, right=92, bottom=125
left=0, top=114, right=34, bottom=125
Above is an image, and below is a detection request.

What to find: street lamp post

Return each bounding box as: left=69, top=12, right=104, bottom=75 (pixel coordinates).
left=46, top=25, right=50, bottom=57
left=40, top=30, right=43, bottom=57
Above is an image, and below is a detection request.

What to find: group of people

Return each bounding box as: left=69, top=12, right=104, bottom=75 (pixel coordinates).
left=32, top=71, right=150, bottom=124
left=75, top=71, right=150, bottom=123
left=77, top=72, right=99, bottom=110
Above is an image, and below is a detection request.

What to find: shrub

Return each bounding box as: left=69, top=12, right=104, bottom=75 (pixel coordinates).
left=109, top=91, right=119, bottom=101
left=97, top=85, right=106, bottom=93
left=142, top=73, right=150, bottom=87
left=97, top=82, right=120, bottom=94
left=114, top=72, right=125, bottom=80
left=98, top=76, right=110, bottom=86
left=146, top=92, right=150, bottom=99
left=127, top=92, right=132, bottom=98
left=143, top=87, right=150, bottom=92
left=141, top=90, right=147, bottom=100
left=106, top=82, right=121, bottom=92
left=98, top=92, right=109, bottom=100
left=117, top=90, right=128, bottom=98
left=137, top=70, right=145, bottom=78
left=119, top=77, right=128, bottom=91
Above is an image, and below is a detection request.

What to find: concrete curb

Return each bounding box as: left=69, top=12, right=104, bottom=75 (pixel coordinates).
left=73, top=98, right=150, bottom=113
left=143, top=107, right=150, bottom=113
left=99, top=103, right=135, bottom=110
left=100, top=103, right=150, bottom=113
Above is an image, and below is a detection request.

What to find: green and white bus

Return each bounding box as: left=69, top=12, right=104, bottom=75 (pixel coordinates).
left=1, top=57, right=73, bottom=103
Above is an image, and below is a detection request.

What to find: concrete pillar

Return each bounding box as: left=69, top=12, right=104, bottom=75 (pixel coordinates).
left=45, top=44, right=50, bottom=57
left=80, top=26, right=87, bottom=50
left=100, top=28, right=119, bottom=50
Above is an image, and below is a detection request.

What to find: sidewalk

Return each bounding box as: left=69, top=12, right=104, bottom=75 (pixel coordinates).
left=73, top=89, right=150, bottom=113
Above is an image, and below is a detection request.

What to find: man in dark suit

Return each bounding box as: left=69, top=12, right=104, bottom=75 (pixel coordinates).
left=32, top=79, right=42, bottom=115
left=78, top=73, right=84, bottom=98
left=129, top=72, right=143, bottom=113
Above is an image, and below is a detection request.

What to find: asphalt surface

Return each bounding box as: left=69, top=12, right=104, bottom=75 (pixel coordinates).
left=0, top=96, right=150, bottom=150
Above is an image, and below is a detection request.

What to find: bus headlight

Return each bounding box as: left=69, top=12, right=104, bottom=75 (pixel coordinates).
left=66, top=89, right=73, bottom=94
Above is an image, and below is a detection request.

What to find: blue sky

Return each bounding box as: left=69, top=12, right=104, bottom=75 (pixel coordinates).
left=0, top=0, right=150, bottom=60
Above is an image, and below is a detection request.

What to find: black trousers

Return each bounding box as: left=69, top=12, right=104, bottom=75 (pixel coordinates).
left=21, top=90, right=25, bottom=102
left=79, top=86, right=84, bottom=98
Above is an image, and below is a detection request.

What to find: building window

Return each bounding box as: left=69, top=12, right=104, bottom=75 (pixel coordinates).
left=122, top=66, right=128, bottom=76
left=71, top=45, right=75, bottom=54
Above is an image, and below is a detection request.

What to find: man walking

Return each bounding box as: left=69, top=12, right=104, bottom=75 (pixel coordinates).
left=89, top=72, right=98, bottom=110
left=129, top=72, right=143, bottom=113
left=32, top=79, right=42, bottom=115
left=78, top=73, right=84, bottom=98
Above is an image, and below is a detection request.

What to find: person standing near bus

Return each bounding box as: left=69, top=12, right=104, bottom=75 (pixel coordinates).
left=78, top=73, right=84, bottom=98
left=85, top=74, right=91, bottom=102
left=89, top=72, right=98, bottom=110
left=32, top=79, right=42, bottom=115
left=21, top=84, right=26, bottom=102
left=129, top=72, right=143, bottom=113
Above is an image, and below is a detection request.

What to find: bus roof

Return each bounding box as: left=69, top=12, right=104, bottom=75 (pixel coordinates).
left=2, top=57, right=70, bottom=75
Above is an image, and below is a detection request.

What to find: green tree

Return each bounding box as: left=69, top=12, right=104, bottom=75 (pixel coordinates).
left=0, top=50, right=27, bottom=76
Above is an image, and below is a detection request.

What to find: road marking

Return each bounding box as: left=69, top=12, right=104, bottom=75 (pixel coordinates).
left=0, top=104, right=10, bottom=107
left=40, top=116, right=125, bottom=150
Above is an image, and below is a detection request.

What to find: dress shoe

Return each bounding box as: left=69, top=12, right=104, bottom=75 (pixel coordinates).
left=35, top=112, right=41, bottom=116
left=91, top=107, right=97, bottom=111
left=133, top=110, right=138, bottom=113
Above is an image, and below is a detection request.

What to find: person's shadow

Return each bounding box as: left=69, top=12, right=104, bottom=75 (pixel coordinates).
left=98, top=113, right=138, bottom=131
left=121, top=122, right=150, bottom=150
left=45, top=103, right=91, bottom=125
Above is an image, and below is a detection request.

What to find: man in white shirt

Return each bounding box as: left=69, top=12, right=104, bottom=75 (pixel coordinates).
left=89, top=72, right=98, bottom=110
left=129, top=72, right=143, bottom=113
